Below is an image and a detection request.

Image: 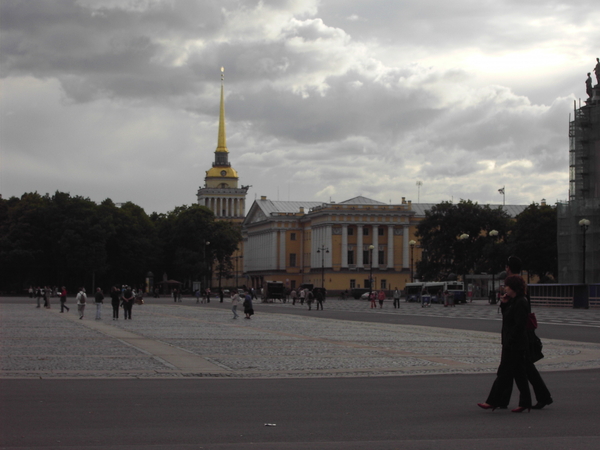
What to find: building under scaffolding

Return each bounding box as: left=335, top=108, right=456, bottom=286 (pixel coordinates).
left=557, top=82, right=600, bottom=284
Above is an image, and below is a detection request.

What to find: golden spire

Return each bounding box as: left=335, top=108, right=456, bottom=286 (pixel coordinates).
left=216, top=66, right=228, bottom=153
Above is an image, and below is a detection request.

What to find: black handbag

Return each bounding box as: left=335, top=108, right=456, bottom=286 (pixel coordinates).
left=528, top=329, right=544, bottom=362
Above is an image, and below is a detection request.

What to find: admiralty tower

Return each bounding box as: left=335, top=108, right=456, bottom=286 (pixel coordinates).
left=197, top=68, right=249, bottom=224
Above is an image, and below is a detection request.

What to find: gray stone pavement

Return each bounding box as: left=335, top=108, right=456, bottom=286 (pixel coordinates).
left=2, top=298, right=600, bottom=379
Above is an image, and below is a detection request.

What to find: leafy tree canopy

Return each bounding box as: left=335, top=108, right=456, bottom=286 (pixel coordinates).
left=415, top=200, right=512, bottom=281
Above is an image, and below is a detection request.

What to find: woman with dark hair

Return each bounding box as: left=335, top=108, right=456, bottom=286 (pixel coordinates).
left=478, top=274, right=532, bottom=413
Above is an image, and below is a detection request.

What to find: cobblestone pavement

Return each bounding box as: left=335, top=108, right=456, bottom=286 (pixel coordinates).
left=2, top=300, right=600, bottom=379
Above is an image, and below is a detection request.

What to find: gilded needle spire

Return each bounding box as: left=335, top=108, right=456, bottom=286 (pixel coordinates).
left=216, top=67, right=228, bottom=153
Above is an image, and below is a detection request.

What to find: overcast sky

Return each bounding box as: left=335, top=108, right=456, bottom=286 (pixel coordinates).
left=1, top=0, right=598, bottom=214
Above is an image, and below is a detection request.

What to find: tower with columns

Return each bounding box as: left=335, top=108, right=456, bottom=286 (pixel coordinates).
left=197, top=68, right=249, bottom=223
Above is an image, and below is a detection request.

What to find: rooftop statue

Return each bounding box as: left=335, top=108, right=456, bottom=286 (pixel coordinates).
left=586, top=73, right=593, bottom=98
left=595, top=57, right=600, bottom=85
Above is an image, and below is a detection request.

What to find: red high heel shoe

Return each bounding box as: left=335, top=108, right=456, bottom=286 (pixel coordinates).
left=511, top=406, right=531, bottom=413
left=477, top=403, right=497, bottom=411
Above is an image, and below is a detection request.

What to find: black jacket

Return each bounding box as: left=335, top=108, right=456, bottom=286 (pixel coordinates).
left=500, top=295, right=529, bottom=352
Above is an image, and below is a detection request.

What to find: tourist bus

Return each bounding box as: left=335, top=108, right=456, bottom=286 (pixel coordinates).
left=422, top=281, right=466, bottom=304
left=404, top=282, right=426, bottom=302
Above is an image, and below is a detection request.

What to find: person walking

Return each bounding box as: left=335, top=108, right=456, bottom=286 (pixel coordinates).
left=315, top=289, right=324, bottom=311
left=110, top=286, right=120, bottom=320
left=59, top=286, right=69, bottom=313
left=478, top=274, right=532, bottom=413
left=231, top=290, right=240, bottom=319
left=393, top=287, right=401, bottom=309
left=35, top=287, right=43, bottom=308
left=299, top=288, right=305, bottom=305
left=378, top=290, right=386, bottom=309
left=76, top=287, right=87, bottom=319
left=243, top=291, right=254, bottom=319
left=43, top=286, right=51, bottom=309
left=306, top=289, right=314, bottom=310
left=369, top=291, right=377, bottom=309
left=122, top=286, right=134, bottom=320
left=291, top=288, right=297, bottom=305
left=498, top=256, right=554, bottom=409
left=94, top=287, right=104, bottom=320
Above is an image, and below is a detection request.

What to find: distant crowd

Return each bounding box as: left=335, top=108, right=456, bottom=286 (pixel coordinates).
left=30, top=285, right=144, bottom=320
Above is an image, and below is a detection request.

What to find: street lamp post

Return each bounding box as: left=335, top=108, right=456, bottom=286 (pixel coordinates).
left=368, top=244, right=375, bottom=297
left=203, top=240, right=210, bottom=292
left=409, top=240, right=416, bottom=282
left=234, top=255, right=243, bottom=289
left=316, top=245, right=329, bottom=288
left=579, top=219, right=590, bottom=284
left=489, top=230, right=498, bottom=301
left=459, top=233, right=469, bottom=301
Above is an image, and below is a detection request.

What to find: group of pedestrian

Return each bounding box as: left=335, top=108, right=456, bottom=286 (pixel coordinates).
left=368, top=290, right=387, bottom=309
left=289, top=287, right=325, bottom=311
left=230, top=289, right=254, bottom=319
left=46, top=284, right=142, bottom=320
left=33, top=286, right=54, bottom=309
left=478, top=256, right=553, bottom=413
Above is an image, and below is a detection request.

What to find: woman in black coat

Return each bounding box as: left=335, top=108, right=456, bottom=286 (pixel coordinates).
left=478, top=274, right=532, bottom=413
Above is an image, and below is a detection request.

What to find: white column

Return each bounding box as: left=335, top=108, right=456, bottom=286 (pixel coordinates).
left=325, top=225, right=332, bottom=268
left=372, top=225, right=379, bottom=269
left=387, top=225, right=394, bottom=269
left=341, top=225, right=348, bottom=268
left=357, top=225, right=364, bottom=268
left=403, top=225, right=410, bottom=269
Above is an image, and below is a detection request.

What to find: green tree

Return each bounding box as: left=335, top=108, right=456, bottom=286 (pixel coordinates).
left=155, top=205, right=216, bottom=284
left=509, top=203, right=558, bottom=282
left=415, top=200, right=512, bottom=281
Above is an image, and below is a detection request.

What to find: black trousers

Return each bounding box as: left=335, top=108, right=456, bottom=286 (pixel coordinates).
left=123, top=302, right=133, bottom=319
left=112, top=302, right=120, bottom=319
left=499, top=360, right=552, bottom=406
left=486, top=348, right=532, bottom=408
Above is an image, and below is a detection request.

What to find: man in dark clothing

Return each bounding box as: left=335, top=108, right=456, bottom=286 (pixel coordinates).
left=122, top=286, right=134, bottom=320
left=59, top=286, right=69, bottom=313
left=315, top=289, right=324, bottom=310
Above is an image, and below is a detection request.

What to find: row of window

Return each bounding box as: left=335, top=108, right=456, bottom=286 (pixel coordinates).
left=349, top=279, right=388, bottom=290
left=289, top=250, right=386, bottom=267
left=289, top=227, right=386, bottom=242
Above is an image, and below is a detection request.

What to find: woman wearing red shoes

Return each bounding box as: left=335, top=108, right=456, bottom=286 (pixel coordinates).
left=478, top=274, right=532, bottom=413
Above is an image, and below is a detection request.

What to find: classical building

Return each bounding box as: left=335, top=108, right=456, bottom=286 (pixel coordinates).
left=197, top=69, right=248, bottom=289
left=557, top=73, right=600, bottom=283
left=242, top=195, right=426, bottom=293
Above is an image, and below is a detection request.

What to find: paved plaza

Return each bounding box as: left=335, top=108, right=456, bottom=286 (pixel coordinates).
left=2, top=297, right=600, bottom=450
left=2, top=297, right=600, bottom=379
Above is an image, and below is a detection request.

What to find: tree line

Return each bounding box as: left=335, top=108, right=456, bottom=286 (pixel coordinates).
left=415, top=200, right=558, bottom=283
left=0, top=191, right=241, bottom=295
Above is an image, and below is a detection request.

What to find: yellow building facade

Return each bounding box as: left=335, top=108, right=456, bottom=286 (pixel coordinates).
left=242, top=195, right=426, bottom=294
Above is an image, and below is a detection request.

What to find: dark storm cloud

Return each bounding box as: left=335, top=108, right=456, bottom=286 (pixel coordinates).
left=1, top=0, right=594, bottom=212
